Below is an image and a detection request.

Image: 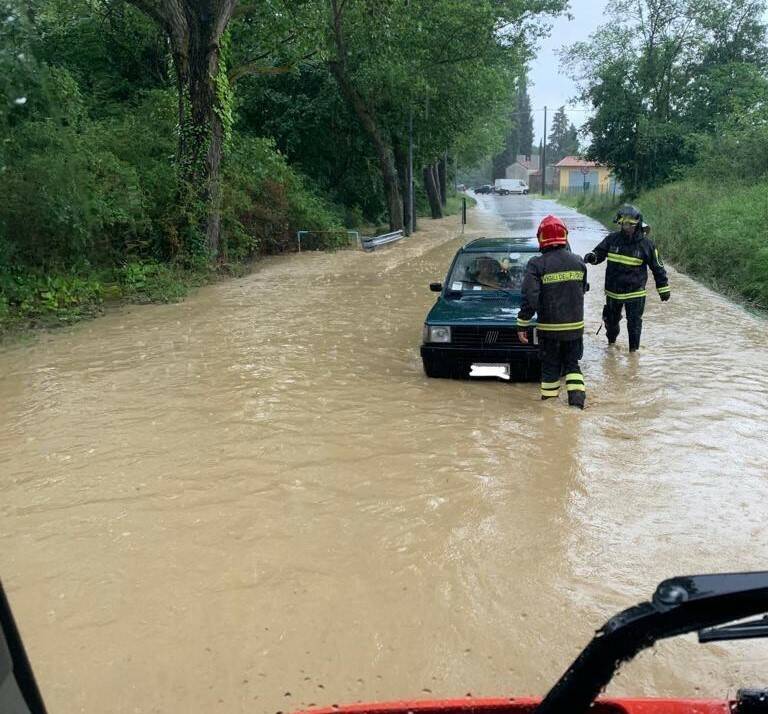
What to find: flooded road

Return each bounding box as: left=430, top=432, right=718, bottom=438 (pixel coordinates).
left=1, top=196, right=767, bottom=713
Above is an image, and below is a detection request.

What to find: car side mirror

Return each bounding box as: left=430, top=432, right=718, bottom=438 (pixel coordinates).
left=429, top=282, right=442, bottom=292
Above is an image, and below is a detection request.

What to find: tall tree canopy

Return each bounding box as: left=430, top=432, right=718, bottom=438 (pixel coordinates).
left=564, top=0, right=768, bottom=193
left=547, top=106, right=579, bottom=162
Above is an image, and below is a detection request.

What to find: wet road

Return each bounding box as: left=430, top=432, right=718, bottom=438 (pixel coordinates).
left=1, top=196, right=767, bottom=713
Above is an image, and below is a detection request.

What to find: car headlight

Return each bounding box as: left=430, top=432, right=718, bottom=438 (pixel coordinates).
left=427, top=325, right=451, bottom=343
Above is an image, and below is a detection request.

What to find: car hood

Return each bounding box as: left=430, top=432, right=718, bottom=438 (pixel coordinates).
left=426, top=295, right=526, bottom=325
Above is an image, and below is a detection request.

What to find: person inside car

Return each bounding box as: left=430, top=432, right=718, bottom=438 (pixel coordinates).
left=471, top=256, right=503, bottom=288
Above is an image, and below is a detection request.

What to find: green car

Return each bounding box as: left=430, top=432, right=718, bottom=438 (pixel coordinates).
left=421, top=237, right=541, bottom=380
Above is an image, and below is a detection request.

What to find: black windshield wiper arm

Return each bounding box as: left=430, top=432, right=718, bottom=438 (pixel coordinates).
left=699, top=614, right=768, bottom=642
left=463, top=280, right=517, bottom=297
left=536, top=571, right=768, bottom=714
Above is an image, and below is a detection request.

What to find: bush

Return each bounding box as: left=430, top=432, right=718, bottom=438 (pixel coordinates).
left=117, top=261, right=197, bottom=304
left=0, top=269, right=104, bottom=331
left=0, top=82, right=177, bottom=270
left=222, top=136, right=344, bottom=259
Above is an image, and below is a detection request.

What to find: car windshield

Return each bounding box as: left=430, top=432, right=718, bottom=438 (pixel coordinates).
left=447, top=250, right=535, bottom=293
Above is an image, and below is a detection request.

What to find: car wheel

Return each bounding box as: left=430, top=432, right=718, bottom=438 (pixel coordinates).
left=422, top=357, right=452, bottom=379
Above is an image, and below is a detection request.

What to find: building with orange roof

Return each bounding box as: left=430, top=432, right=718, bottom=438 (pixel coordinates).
left=555, top=156, right=620, bottom=195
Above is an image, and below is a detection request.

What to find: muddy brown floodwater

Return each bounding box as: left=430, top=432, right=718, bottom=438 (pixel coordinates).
left=1, top=197, right=767, bottom=714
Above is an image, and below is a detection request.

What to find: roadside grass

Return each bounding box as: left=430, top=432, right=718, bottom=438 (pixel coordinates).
left=555, top=181, right=768, bottom=311
left=0, top=261, right=209, bottom=342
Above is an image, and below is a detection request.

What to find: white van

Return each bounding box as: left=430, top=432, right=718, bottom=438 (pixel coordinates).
left=493, top=179, right=529, bottom=195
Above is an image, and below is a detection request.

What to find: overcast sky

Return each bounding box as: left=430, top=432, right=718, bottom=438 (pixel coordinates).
left=528, top=0, right=611, bottom=144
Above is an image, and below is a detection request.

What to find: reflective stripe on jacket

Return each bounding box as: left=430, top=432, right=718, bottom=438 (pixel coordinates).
left=590, top=230, right=669, bottom=299
left=517, top=247, right=587, bottom=341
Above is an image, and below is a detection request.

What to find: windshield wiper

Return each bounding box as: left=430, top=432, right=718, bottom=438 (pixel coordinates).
left=461, top=280, right=518, bottom=297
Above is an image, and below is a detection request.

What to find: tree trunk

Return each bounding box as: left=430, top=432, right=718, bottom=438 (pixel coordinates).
left=423, top=165, right=443, bottom=219
left=393, top=138, right=411, bottom=235
left=128, top=1, right=236, bottom=261
left=329, top=0, right=403, bottom=231
left=438, top=152, right=448, bottom=207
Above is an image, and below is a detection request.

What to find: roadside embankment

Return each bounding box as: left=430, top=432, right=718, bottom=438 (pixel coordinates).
left=558, top=179, right=768, bottom=311
left=0, top=203, right=473, bottom=343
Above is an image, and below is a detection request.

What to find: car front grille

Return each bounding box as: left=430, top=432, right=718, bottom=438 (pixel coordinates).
left=451, top=326, right=522, bottom=348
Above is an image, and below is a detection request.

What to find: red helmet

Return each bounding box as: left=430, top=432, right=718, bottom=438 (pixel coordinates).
left=537, top=215, right=569, bottom=248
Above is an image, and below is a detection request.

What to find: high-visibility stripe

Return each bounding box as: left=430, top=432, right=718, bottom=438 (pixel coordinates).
left=540, top=389, right=560, bottom=397
left=542, top=270, right=585, bottom=284
left=536, top=321, right=585, bottom=331
left=516, top=317, right=532, bottom=327
left=566, top=384, right=586, bottom=392
left=657, top=285, right=671, bottom=294
left=541, top=380, right=561, bottom=389
left=607, top=252, right=644, bottom=266
left=565, top=373, right=584, bottom=383
left=605, top=289, right=647, bottom=300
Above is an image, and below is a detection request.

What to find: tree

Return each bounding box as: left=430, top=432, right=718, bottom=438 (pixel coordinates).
left=493, top=76, right=534, bottom=180
left=547, top=106, right=579, bottom=162
left=563, top=0, right=768, bottom=193
left=325, top=0, right=566, bottom=227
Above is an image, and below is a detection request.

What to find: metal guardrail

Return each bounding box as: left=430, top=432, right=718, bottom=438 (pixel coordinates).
left=360, top=229, right=404, bottom=251
left=296, top=230, right=359, bottom=252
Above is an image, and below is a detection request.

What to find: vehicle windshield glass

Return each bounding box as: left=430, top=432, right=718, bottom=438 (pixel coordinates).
left=447, top=251, right=535, bottom=293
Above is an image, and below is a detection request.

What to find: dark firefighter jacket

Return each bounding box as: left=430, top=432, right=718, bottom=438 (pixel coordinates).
left=590, top=230, right=669, bottom=300
left=517, top=246, right=587, bottom=341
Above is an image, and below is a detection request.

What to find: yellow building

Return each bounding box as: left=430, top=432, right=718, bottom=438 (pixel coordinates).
left=555, top=156, right=619, bottom=194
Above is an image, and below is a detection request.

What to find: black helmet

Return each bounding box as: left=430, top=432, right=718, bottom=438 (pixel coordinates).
left=614, top=204, right=642, bottom=226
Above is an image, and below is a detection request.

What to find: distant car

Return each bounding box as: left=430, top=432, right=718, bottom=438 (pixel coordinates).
left=473, top=184, right=493, bottom=194
left=494, top=179, right=529, bottom=195
left=420, top=237, right=541, bottom=380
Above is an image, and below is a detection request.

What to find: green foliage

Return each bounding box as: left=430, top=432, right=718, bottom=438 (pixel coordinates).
left=640, top=180, right=768, bottom=308
left=222, top=136, right=344, bottom=259
left=547, top=106, right=579, bottom=163
left=0, top=269, right=104, bottom=332
left=565, top=0, right=768, bottom=193
left=117, top=261, right=195, bottom=303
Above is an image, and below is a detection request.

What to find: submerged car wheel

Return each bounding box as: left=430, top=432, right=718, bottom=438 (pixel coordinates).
left=422, top=357, right=453, bottom=378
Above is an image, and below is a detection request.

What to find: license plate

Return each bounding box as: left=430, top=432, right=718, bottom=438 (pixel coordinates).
left=469, top=363, right=511, bottom=380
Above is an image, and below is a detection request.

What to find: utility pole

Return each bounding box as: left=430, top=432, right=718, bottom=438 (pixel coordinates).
left=542, top=105, right=547, bottom=196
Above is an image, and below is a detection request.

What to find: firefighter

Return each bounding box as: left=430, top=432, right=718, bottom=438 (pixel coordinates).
left=584, top=204, right=670, bottom=352
left=517, top=215, right=587, bottom=409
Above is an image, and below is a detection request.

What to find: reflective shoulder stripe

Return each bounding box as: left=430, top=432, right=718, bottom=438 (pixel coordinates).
left=605, top=289, right=647, bottom=300
left=657, top=285, right=671, bottom=294
left=607, top=252, right=644, bottom=266
left=542, top=270, right=585, bottom=285
left=536, top=321, right=585, bottom=331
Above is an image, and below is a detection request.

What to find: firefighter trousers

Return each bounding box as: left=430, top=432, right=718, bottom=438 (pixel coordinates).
left=540, top=337, right=585, bottom=408
left=603, top=296, right=646, bottom=351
